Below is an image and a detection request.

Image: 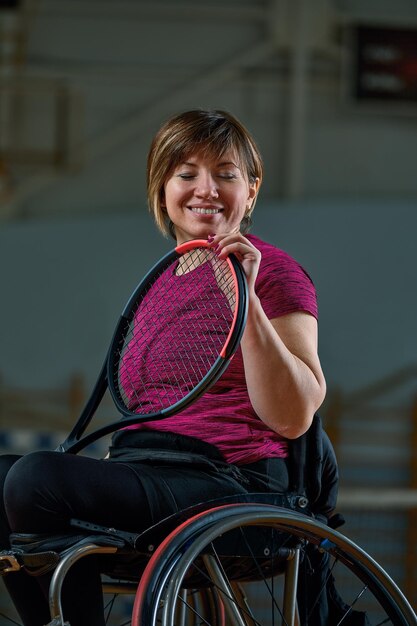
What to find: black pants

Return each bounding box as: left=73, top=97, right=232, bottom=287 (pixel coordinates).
left=0, top=434, right=338, bottom=626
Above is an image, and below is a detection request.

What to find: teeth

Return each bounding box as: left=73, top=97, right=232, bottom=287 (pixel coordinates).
left=190, top=207, right=221, bottom=214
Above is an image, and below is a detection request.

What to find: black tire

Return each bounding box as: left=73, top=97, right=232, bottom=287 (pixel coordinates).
left=132, top=504, right=417, bottom=626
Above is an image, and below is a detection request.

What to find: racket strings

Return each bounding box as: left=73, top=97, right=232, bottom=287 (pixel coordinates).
left=116, top=290, right=187, bottom=405
left=112, top=248, right=238, bottom=414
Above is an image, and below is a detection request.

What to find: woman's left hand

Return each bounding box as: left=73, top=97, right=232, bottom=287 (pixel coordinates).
left=207, top=233, right=261, bottom=294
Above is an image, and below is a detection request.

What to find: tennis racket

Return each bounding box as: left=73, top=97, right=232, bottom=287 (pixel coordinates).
left=59, top=239, right=248, bottom=453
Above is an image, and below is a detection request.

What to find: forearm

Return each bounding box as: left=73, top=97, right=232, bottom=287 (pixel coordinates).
left=241, top=296, right=326, bottom=439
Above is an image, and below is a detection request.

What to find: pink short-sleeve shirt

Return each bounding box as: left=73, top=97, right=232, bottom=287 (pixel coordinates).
left=125, top=234, right=318, bottom=465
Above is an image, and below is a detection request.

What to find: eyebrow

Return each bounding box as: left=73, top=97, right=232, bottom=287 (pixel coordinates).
left=218, top=161, right=239, bottom=168
left=181, top=160, right=239, bottom=168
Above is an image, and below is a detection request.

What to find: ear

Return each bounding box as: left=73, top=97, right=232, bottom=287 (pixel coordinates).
left=248, top=177, right=260, bottom=203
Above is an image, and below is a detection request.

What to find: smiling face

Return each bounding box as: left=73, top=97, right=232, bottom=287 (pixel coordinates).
left=147, top=110, right=263, bottom=238
left=162, top=151, right=260, bottom=244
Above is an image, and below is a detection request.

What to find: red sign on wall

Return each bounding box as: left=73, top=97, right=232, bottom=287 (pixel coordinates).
left=354, top=25, right=417, bottom=102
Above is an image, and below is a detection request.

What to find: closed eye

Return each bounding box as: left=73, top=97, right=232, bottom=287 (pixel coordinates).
left=218, top=173, right=237, bottom=180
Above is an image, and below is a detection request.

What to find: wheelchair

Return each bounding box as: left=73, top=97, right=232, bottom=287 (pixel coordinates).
left=1, top=415, right=416, bottom=626
left=2, top=248, right=416, bottom=626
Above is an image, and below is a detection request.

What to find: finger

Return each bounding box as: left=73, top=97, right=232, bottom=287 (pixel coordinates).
left=207, top=232, right=245, bottom=246
left=216, top=241, right=259, bottom=261
left=208, top=233, right=248, bottom=252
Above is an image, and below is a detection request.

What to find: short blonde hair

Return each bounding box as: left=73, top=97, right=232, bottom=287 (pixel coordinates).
left=147, top=109, right=263, bottom=238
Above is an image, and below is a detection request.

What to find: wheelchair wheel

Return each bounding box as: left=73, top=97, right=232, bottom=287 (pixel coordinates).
left=132, top=503, right=417, bottom=626
left=169, top=587, right=225, bottom=626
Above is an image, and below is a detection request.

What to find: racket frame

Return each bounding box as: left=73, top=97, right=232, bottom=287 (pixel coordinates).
left=59, top=240, right=248, bottom=454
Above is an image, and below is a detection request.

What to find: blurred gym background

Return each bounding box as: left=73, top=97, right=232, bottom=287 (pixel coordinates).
left=1, top=0, right=416, bottom=621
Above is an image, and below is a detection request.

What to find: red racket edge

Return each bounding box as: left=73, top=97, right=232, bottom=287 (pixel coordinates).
left=221, top=253, right=248, bottom=358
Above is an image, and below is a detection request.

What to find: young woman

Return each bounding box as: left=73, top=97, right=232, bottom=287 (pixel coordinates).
left=0, top=109, right=337, bottom=626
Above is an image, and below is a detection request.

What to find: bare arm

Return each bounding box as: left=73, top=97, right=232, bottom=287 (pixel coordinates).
left=241, top=304, right=326, bottom=438
left=211, top=233, right=326, bottom=439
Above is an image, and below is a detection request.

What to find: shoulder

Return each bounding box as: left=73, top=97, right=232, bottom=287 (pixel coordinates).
left=246, top=233, right=300, bottom=267
left=245, top=233, right=318, bottom=319
left=246, top=234, right=314, bottom=284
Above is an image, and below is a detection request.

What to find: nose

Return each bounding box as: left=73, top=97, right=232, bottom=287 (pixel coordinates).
left=195, top=173, right=219, bottom=199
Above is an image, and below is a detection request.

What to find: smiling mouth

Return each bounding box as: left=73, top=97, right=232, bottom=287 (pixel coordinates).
left=189, top=207, right=223, bottom=215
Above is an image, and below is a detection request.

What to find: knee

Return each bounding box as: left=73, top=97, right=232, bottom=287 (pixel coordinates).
left=0, top=454, right=21, bottom=544
left=4, top=451, right=61, bottom=532
left=0, top=454, right=21, bottom=490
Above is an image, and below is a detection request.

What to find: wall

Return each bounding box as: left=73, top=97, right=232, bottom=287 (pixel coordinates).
left=1, top=195, right=416, bottom=402
left=1, top=0, right=417, bottom=402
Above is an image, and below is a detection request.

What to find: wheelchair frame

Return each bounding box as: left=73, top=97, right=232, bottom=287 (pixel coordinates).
left=2, top=414, right=417, bottom=625
left=20, top=499, right=416, bottom=626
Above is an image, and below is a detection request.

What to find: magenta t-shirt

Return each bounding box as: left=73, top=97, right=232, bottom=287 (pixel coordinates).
left=125, top=235, right=318, bottom=465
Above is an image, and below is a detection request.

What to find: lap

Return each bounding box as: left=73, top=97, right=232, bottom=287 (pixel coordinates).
left=0, top=434, right=336, bottom=537
left=2, top=450, right=249, bottom=536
